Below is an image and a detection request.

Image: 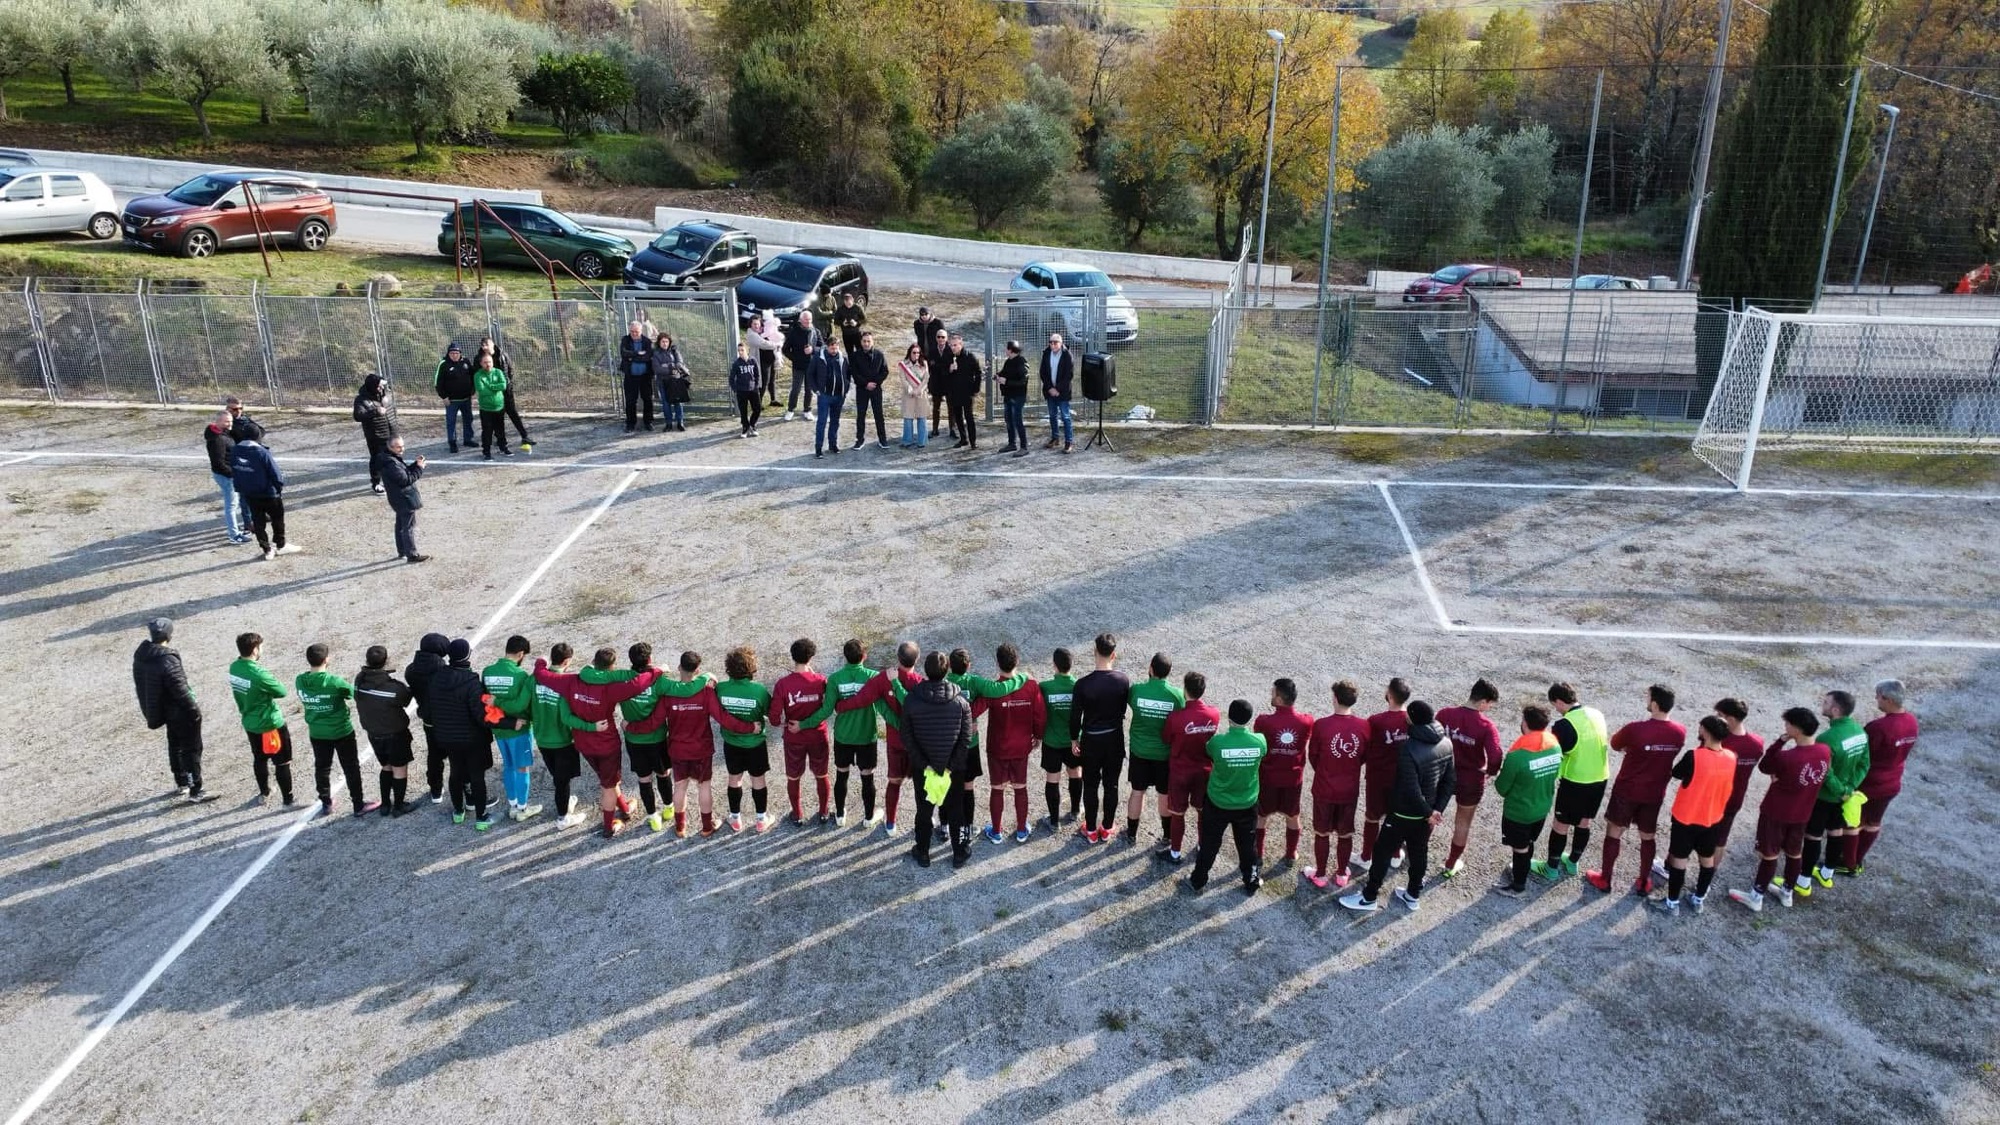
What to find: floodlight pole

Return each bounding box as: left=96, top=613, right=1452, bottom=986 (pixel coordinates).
left=1252, top=29, right=1284, bottom=308
left=1851, top=104, right=1900, bottom=290
left=1550, top=71, right=1604, bottom=432
left=1812, top=66, right=1865, bottom=308
left=1311, top=66, right=1342, bottom=428
left=1677, top=0, right=1735, bottom=289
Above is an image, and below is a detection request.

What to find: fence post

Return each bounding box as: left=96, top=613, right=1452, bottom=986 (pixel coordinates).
left=1551, top=70, right=1605, bottom=433
left=367, top=282, right=391, bottom=387
left=23, top=278, right=56, bottom=402
left=135, top=280, right=170, bottom=404
left=1331, top=297, right=1354, bottom=425
left=251, top=278, right=282, bottom=406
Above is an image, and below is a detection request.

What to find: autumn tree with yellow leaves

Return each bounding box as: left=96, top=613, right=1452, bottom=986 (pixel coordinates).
left=1127, top=2, right=1385, bottom=260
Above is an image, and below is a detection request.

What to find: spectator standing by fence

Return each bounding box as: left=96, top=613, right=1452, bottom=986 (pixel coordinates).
left=833, top=292, right=866, bottom=354
left=998, top=340, right=1029, bottom=456
left=926, top=325, right=952, bottom=440
left=897, top=343, right=929, bottom=449
left=204, top=411, right=248, bottom=544
left=657, top=332, right=690, bottom=433
left=374, top=436, right=428, bottom=563
left=479, top=336, right=533, bottom=452
left=224, top=396, right=261, bottom=443
left=782, top=311, right=823, bottom=421
left=133, top=617, right=212, bottom=802
left=229, top=425, right=298, bottom=561
left=434, top=343, right=475, bottom=452
left=749, top=313, right=783, bottom=409
left=729, top=341, right=763, bottom=438
left=618, top=321, right=656, bottom=433
left=352, top=374, right=395, bottom=494
left=1040, top=333, right=1075, bottom=453
left=944, top=333, right=981, bottom=450
left=474, top=347, right=511, bottom=459
left=850, top=330, right=888, bottom=449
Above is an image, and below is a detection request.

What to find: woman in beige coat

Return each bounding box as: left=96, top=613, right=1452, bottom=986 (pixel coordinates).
left=897, top=342, right=929, bottom=448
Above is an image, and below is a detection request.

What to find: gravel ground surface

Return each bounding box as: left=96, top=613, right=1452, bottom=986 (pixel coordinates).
left=2, top=405, right=1996, bottom=1125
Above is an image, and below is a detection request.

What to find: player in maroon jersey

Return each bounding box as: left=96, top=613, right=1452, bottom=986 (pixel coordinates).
left=1360, top=677, right=1412, bottom=871
left=1853, top=679, right=1919, bottom=874
left=1252, top=678, right=1313, bottom=866
left=1304, top=680, right=1369, bottom=888
left=1436, top=678, right=1504, bottom=878
left=1728, top=708, right=1833, bottom=912
left=1585, top=684, right=1687, bottom=895
left=769, top=638, right=832, bottom=826
left=1157, top=672, right=1219, bottom=865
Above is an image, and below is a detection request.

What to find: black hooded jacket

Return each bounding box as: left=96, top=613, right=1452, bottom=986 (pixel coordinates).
left=354, top=666, right=413, bottom=738
left=900, top=679, right=976, bottom=778
left=404, top=634, right=449, bottom=724
left=353, top=375, right=395, bottom=447
left=133, top=640, right=199, bottom=728
left=1388, top=720, right=1457, bottom=821
left=426, top=657, right=491, bottom=747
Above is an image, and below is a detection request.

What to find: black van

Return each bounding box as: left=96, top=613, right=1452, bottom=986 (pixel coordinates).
left=622, top=220, right=759, bottom=290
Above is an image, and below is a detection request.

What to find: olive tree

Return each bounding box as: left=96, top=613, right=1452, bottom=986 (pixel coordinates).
left=1357, top=122, right=1499, bottom=263
left=928, top=101, right=1073, bottom=232
left=147, top=0, right=290, bottom=140
left=308, top=6, right=523, bottom=156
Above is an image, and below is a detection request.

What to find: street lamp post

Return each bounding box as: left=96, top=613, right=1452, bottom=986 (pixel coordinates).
left=1852, top=103, right=1900, bottom=290
left=1252, top=28, right=1284, bottom=308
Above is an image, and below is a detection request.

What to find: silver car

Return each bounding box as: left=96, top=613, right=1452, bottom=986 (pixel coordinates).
left=0, top=167, right=121, bottom=240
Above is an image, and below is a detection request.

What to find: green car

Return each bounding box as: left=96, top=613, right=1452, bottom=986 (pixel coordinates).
left=436, top=203, right=635, bottom=280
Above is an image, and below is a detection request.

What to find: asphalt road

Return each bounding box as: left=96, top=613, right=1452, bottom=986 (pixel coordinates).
left=106, top=185, right=1257, bottom=304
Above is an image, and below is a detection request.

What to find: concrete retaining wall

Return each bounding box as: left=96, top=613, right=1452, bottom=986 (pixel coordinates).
left=653, top=206, right=1285, bottom=285
left=15, top=148, right=544, bottom=212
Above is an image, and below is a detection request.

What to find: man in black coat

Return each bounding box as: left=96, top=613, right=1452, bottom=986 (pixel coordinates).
left=617, top=322, right=656, bottom=433
left=900, top=651, right=977, bottom=868
left=942, top=332, right=982, bottom=450
left=405, top=633, right=451, bottom=803
left=133, top=617, right=215, bottom=802
left=1039, top=332, right=1076, bottom=452
left=433, top=344, right=476, bottom=452
left=374, top=436, right=429, bottom=563
left=1342, top=700, right=1456, bottom=914
left=848, top=330, right=889, bottom=450
left=353, top=373, right=396, bottom=493
left=204, top=411, right=248, bottom=544
left=427, top=638, right=495, bottom=828
left=832, top=291, right=867, bottom=354
left=924, top=323, right=953, bottom=439
left=781, top=311, right=825, bottom=421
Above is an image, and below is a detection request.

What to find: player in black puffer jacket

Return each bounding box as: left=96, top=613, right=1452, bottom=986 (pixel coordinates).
left=899, top=651, right=976, bottom=868
left=405, top=633, right=451, bottom=801
left=425, top=638, right=494, bottom=827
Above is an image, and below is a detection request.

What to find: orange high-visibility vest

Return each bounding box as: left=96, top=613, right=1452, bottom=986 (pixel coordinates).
left=1672, top=745, right=1736, bottom=827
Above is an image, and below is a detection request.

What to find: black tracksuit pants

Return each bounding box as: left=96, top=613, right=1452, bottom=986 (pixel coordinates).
left=1192, top=802, right=1258, bottom=888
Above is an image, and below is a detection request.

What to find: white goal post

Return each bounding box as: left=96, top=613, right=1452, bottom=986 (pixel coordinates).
left=1693, top=308, right=2000, bottom=488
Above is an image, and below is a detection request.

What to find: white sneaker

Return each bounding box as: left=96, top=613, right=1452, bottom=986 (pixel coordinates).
left=1728, top=887, right=1763, bottom=913
left=514, top=803, right=543, bottom=821
left=1651, top=860, right=1670, bottom=885
left=558, top=809, right=588, bottom=827
left=782, top=410, right=794, bottom=421
left=727, top=812, right=744, bottom=832
left=1775, top=885, right=1795, bottom=908
left=834, top=813, right=848, bottom=828
left=1389, top=851, right=1404, bottom=870
left=1687, top=892, right=1706, bottom=914
left=865, top=810, right=884, bottom=827
left=1393, top=887, right=1421, bottom=912
left=754, top=812, right=775, bottom=832
left=261, top=547, right=275, bottom=561
left=1338, top=890, right=1381, bottom=913
left=882, top=822, right=902, bottom=838
left=274, top=544, right=301, bottom=556
left=431, top=791, right=449, bottom=805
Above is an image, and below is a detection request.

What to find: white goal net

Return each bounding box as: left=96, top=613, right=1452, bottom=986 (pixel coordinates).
left=1692, top=308, right=2000, bottom=488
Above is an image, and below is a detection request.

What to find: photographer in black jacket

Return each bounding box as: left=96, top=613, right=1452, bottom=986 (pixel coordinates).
left=133, top=617, right=214, bottom=802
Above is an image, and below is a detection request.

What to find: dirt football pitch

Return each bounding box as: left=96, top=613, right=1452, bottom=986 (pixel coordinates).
left=1, top=404, right=1996, bottom=1124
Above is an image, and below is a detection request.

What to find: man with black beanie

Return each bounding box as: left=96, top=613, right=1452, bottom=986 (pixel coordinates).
left=427, top=638, right=496, bottom=830
left=133, top=617, right=213, bottom=802
left=900, top=651, right=977, bottom=868
left=405, top=633, right=451, bottom=803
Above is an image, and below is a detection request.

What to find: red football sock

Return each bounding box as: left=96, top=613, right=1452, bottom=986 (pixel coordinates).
left=1013, top=788, right=1030, bottom=832
left=701, top=813, right=715, bottom=833
left=1840, top=834, right=1860, bottom=868
left=1855, top=829, right=1878, bottom=865
left=1168, top=814, right=1185, bottom=852
left=815, top=774, right=830, bottom=813
left=601, top=808, right=617, bottom=833
left=1336, top=834, right=1353, bottom=873
left=787, top=778, right=802, bottom=816
left=1284, top=827, right=1300, bottom=862
left=1755, top=855, right=1778, bottom=887
left=1600, top=835, right=1622, bottom=880
left=1360, top=820, right=1380, bottom=863
left=1638, top=838, right=1657, bottom=883
left=1446, top=841, right=1465, bottom=868
left=885, top=779, right=901, bottom=826
left=989, top=789, right=1004, bottom=831
left=1314, top=833, right=1329, bottom=873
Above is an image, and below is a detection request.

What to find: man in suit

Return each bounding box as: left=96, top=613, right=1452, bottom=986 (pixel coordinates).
left=1040, top=332, right=1076, bottom=453
left=374, top=436, right=430, bottom=563
left=849, top=330, right=889, bottom=450
left=808, top=338, right=851, bottom=459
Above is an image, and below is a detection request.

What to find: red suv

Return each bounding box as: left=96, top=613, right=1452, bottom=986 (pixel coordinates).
left=122, top=171, right=336, bottom=259
left=1402, top=263, right=1522, bottom=303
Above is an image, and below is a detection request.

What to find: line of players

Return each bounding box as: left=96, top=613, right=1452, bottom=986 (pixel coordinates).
left=216, top=629, right=1919, bottom=912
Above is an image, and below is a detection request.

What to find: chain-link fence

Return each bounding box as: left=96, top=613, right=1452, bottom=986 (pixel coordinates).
left=0, top=278, right=740, bottom=416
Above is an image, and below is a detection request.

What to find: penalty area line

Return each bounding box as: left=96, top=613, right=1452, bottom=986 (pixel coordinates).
left=1, top=468, right=642, bottom=1125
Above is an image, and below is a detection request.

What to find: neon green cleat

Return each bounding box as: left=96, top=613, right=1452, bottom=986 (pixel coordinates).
left=1813, top=866, right=1835, bottom=889
left=451, top=811, right=466, bottom=825
left=1530, top=860, right=1562, bottom=883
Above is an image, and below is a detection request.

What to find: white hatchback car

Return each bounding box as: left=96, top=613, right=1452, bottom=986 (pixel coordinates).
left=0, top=167, right=121, bottom=241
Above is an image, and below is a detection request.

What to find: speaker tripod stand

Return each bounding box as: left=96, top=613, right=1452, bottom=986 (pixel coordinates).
left=1082, top=395, right=1113, bottom=451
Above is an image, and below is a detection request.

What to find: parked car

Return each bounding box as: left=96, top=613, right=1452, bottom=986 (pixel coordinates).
left=622, top=220, right=758, bottom=290
left=1570, top=274, right=1645, bottom=290
left=1402, top=263, right=1522, bottom=302
left=122, top=171, right=335, bottom=259
left=436, top=202, right=635, bottom=280
left=0, top=149, right=39, bottom=166
left=0, top=168, right=120, bottom=240
left=734, top=249, right=868, bottom=326
left=1008, top=261, right=1140, bottom=344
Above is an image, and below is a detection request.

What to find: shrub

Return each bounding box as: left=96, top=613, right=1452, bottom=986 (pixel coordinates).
left=522, top=52, right=634, bottom=142
left=928, top=102, right=1074, bottom=232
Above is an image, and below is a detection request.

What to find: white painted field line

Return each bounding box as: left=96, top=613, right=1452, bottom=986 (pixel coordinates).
left=1374, top=482, right=1454, bottom=631
left=1, top=468, right=641, bottom=1125
left=0, top=452, right=38, bottom=468
left=2, top=446, right=1995, bottom=503
left=1376, top=481, right=2000, bottom=652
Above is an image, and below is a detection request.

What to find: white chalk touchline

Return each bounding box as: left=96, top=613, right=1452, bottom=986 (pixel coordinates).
left=1, top=447, right=1993, bottom=504
left=1375, top=481, right=2000, bottom=652
left=0, top=452, right=38, bottom=467
left=1, top=468, right=642, bottom=1125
